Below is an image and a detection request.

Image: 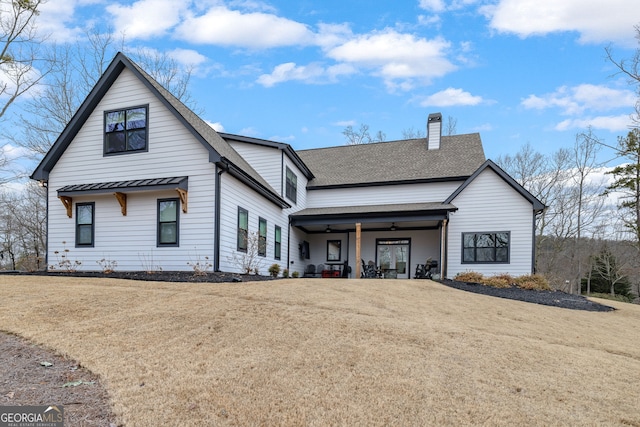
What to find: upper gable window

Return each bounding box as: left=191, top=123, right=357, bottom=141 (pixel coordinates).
left=104, top=105, right=148, bottom=155
left=285, top=167, right=297, bottom=204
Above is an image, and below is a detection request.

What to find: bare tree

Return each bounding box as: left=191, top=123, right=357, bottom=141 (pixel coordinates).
left=605, top=24, right=640, bottom=126
left=342, top=124, right=385, bottom=145
left=401, top=127, right=425, bottom=139
left=0, top=0, right=51, bottom=119
left=0, top=181, right=46, bottom=270
left=571, top=127, right=606, bottom=293
left=11, top=26, right=199, bottom=159
left=445, top=115, right=457, bottom=136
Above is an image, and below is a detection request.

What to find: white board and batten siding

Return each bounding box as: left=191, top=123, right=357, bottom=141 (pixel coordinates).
left=217, top=173, right=291, bottom=275
left=306, top=181, right=462, bottom=209
left=446, top=168, right=535, bottom=278
left=47, top=68, right=217, bottom=271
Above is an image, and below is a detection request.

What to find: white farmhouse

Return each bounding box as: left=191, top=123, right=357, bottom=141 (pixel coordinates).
left=31, top=53, right=545, bottom=279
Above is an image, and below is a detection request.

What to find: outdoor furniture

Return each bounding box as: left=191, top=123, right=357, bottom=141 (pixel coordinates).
left=414, top=259, right=438, bottom=279
left=303, top=264, right=317, bottom=277
left=361, top=259, right=382, bottom=278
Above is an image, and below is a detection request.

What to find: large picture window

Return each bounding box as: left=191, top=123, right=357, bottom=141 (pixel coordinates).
left=462, top=232, right=510, bottom=263
left=158, top=198, right=179, bottom=246
left=104, top=105, right=148, bottom=154
left=76, top=202, right=94, bottom=247
left=285, top=167, right=297, bottom=204
left=237, top=207, right=248, bottom=252
left=258, top=217, right=267, bottom=257
left=274, top=225, right=281, bottom=260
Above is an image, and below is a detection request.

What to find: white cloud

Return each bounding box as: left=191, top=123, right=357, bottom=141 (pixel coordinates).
left=325, top=30, right=456, bottom=91
left=174, top=6, right=315, bottom=48
left=481, top=0, right=639, bottom=46
left=555, top=114, right=632, bottom=132
left=418, top=87, right=484, bottom=107
left=206, top=121, right=225, bottom=132
left=107, top=0, right=190, bottom=39
left=418, top=0, right=446, bottom=13
left=333, top=120, right=357, bottom=127
left=256, top=62, right=356, bottom=87
left=522, top=84, right=636, bottom=115
left=168, top=48, right=207, bottom=67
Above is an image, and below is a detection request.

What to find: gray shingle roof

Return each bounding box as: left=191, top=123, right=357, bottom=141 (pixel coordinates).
left=297, top=134, right=485, bottom=188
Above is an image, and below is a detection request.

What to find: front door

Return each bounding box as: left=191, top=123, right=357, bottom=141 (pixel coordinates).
left=376, top=239, right=410, bottom=279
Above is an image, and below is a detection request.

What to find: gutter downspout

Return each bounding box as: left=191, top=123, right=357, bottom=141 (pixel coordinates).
left=42, top=181, right=49, bottom=270
left=214, top=165, right=225, bottom=272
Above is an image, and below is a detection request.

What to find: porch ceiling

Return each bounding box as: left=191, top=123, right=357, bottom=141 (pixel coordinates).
left=290, top=201, right=456, bottom=233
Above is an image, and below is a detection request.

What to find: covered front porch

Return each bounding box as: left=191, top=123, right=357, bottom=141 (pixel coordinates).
left=289, top=202, right=456, bottom=279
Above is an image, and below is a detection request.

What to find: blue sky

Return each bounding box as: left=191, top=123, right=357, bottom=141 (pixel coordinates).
left=13, top=0, right=640, bottom=165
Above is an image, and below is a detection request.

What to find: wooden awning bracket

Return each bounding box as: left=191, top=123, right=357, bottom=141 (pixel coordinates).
left=176, top=188, right=188, bottom=213
left=59, top=196, right=72, bottom=218
left=114, top=192, right=127, bottom=216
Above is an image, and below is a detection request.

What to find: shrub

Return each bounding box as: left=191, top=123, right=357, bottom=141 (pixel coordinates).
left=515, top=274, right=551, bottom=291
left=96, top=258, right=117, bottom=274
left=291, top=271, right=300, bottom=278
left=483, top=274, right=513, bottom=288
left=282, top=269, right=289, bottom=278
left=454, top=271, right=484, bottom=284
left=268, top=263, right=281, bottom=278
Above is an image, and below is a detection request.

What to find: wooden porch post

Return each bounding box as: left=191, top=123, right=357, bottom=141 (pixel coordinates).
left=440, top=219, right=448, bottom=278
left=355, top=222, right=362, bottom=278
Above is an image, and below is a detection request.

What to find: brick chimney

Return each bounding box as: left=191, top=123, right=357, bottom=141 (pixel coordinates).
left=427, top=112, right=442, bottom=150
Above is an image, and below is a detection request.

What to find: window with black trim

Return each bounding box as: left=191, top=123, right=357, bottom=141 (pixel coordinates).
left=462, top=232, right=510, bottom=263
left=76, top=202, right=94, bottom=247
left=104, top=105, right=148, bottom=154
left=274, top=225, right=281, bottom=260
left=158, top=198, right=179, bottom=246
left=237, top=207, right=248, bottom=252
left=285, top=167, right=297, bottom=204
left=258, top=217, right=267, bottom=257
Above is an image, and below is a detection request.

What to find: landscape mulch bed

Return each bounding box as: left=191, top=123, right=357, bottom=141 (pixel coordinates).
left=0, top=332, right=117, bottom=427
left=0, top=271, right=615, bottom=426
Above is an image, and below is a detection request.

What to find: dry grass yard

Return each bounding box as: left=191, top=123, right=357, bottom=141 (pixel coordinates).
left=1, top=276, right=640, bottom=426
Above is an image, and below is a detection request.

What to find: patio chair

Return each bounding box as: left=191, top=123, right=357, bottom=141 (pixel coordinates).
left=414, top=258, right=438, bottom=279
left=361, top=259, right=381, bottom=278
left=303, top=264, right=316, bottom=277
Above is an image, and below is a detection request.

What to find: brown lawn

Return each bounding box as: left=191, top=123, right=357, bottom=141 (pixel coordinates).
left=1, top=275, right=639, bottom=426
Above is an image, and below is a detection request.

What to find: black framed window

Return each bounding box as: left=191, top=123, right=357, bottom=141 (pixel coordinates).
left=158, top=198, right=179, bottom=246
left=274, top=225, right=281, bottom=260
left=237, top=207, right=248, bottom=252
left=462, top=232, right=510, bottom=263
left=285, top=167, right=297, bottom=204
left=104, top=105, right=148, bottom=154
left=258, top=217, right=267, bottom=257
left=76, top=202, right=94, bottom=247
left=327, top=240, right=341, bottom=261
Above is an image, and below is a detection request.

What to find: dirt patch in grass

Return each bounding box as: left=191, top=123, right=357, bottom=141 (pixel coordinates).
left=0, top=332, right=117, bottom=426
left=1, top=275, right=640, bottom=426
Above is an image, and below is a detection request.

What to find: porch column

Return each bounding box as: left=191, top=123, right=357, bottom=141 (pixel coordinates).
left=355, top=222, right=361, bottom=278
left=440, top=219, right=448, bottom=278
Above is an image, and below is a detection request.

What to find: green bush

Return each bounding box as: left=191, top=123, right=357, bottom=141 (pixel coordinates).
left=282, top=268, right=289, bottom=278
left=291, top=271, right=300, bottom=278
left=268, top=263, right=281, bottom=278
